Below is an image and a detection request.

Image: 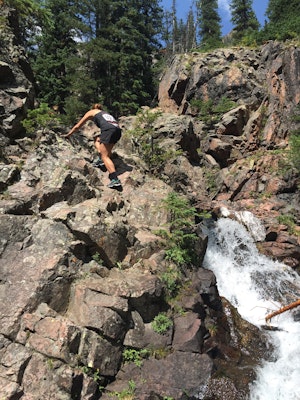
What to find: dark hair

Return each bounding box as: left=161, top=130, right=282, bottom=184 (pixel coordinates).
left=92, top=103, right=102, bottom=110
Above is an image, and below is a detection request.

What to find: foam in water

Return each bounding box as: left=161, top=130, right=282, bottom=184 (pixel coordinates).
left=203, top=217, right=300, bottom=400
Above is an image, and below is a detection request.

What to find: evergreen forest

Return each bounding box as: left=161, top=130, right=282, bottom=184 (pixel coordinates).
left=4, top=0, right=300, bottom=121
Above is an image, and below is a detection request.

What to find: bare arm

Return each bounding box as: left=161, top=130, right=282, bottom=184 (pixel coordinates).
left=64, top=110, right=96, bottom=137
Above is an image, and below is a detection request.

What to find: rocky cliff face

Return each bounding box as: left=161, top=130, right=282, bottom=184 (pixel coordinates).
left=0, top=7, right=299, bottom=400
left=158, top=42, right=300, bottom=270
left=0, top=7, right=35, bottom=147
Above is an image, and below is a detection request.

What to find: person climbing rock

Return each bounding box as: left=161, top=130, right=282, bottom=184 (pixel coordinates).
left=64, top=103, right=122, bottom=189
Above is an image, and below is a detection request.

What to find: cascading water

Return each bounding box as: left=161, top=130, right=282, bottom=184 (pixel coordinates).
left=203, top=213, right=300, bottom=400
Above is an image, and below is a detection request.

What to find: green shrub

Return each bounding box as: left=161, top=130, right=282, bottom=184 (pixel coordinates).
left=109, top=380, right=136, bottom=399
left=159, top=192, right=199, bottom=266
left=81, top=366, right=101, bottom=383
left=161, top=265, right=182, bottom=297
left=22, top=103, right=61, bottom=135
left=128, top=108, right=181, bottom=173
left=288, top=103, right=300, bottom=173
left=277, top=214, right=299, bottom=236
left=289, top=133, right=300, bottom=172
left=155, top=193, right=212, bottom=301
left=190, top=96, right=237, bottom=124
left=92, top=252, right=103, bottom=266
left=151, top=313, right=173, bottom=334
left=122, top=348, right=150, bottom=367
left=213, top=96, right=237, bottom=114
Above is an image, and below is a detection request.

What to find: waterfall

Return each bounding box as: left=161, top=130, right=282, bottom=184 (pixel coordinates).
left=203, top=215, right=300, bottom=400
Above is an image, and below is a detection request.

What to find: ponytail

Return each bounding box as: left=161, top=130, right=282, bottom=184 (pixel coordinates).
left=92, top=103, right=102, bottom=110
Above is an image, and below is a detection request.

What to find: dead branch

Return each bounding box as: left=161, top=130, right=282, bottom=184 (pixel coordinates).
left=265, top=299, right=300, bottom=323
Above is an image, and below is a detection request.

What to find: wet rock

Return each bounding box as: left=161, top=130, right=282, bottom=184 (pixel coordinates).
left=203, top=377, right=246, bottom=400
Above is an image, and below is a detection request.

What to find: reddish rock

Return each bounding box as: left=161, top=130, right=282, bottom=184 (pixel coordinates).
left=172, top=312, right=205, bottom=352
left=68, top=284, right=128, bottom=340
left=124, top=311, right=172, bottom=349
left=102, top=351, right=213, bottom=400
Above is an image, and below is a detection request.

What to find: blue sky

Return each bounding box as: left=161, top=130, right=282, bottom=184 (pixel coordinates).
left=161, top=0, right=269, bottom=36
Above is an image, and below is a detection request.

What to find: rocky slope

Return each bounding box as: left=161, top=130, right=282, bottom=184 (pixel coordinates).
left=0, top=6, right=299, bottom=400
left=158, top=42, right=300, bottom=270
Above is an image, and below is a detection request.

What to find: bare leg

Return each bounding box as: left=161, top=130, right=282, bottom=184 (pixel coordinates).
left=94, top=138, right=115, bottom=174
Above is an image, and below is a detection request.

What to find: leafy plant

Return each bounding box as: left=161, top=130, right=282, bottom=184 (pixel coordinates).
left=213, top=96, right=237, bottom=114
left=136, top=107, right=162, bottom=130
left=277, top=214, right=299, bottom=236
left=289, top=133, right=300, bottom=172
left=116, top=262, right=123, bottom=270
left=92, top=252, right=104, bottom=266
left=122, top=348, right=150, bottom=367
left=109, top=380, right=136, bottom=399
left=128, top=108, right=181, bottom=173
left=190, top=98, right=214, bottom=123
left=160, top=265, right=182, bottom=297
left=151, top=313, right=173, bottom=334
left=150, top=347, right=171, bottom=359
left=165, top=244, right=195, bottom=266
left=46, top=358, right=54, bottom=369
left=155, top=193, right=209, bottom=301
left=288, top=103, right=300, bottom=172
left=22, top=103, right=61, bottom=135
left=197, top=0, right=222, bottom=51
left=5, top=0, right=52, bottom=48
left=159, top=192, right=199, bottom=266
left=79, top=365, right=105, bottom=393
left=259, top=0, right=300, bottom=42
left=80, top=365, right=101, bottom=382
left=190, top=96, right=237, bottom=124
left=207, top=323, right=218, bottom=337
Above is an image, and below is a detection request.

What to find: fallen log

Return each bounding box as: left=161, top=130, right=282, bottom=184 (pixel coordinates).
left=265, top=299, right=300, bottom=323
left=261, top=325, right=283, bottom=332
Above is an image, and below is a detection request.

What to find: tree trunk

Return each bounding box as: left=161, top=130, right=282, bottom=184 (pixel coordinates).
left=265, top=299, right=300, bottom=322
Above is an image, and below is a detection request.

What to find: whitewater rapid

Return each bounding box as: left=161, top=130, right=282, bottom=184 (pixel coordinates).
left=203, top=215, right=300, bottom=400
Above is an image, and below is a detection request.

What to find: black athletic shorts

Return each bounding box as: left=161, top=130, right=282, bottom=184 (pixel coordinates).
left=95, top=127, right=122, bottom=144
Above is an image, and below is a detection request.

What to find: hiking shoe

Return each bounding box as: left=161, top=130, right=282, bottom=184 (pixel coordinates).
left=92, top=157, right=102, bottom=167
left=92, top=157, right=107, bottom=171
left=107, top=178, right=122, bottom=188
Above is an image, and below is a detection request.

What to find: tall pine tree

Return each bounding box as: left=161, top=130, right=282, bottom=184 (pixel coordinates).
left=196, top=0, right=221, bottom=50
left=5, top=0, right=51, bottom=51
left=263, top=0, right=300, bottom=40
left=32, top=0, right=80, bottom=112
left=230, top=0, right=259, bottom=42
left=161, top=9, right=173, bottom=56
left=161, top=3, right=196, bottom=54
left=174, top=10, right=196, bottom=53
left=65, top=0, right=163, bottom=117
left=185, top=8, right=197, bottom=52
